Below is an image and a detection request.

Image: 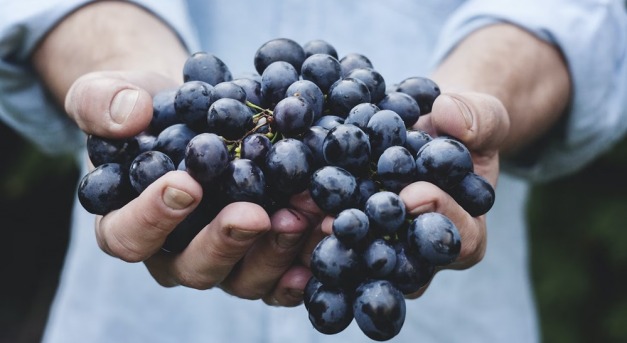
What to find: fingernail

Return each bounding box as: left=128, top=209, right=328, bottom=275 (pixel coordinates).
left=276, top=233, right=303, bottom=249
left=448, top=95, right=473, bottom=129
left=163, top=187, right=194, bottom=210
left=229, top=229, right=262, bottom=241
left=286, top=288, right=303, bottom=299
left=110, top=89, right=139, bottom=124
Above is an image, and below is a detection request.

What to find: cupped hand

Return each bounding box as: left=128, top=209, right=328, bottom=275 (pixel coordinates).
left=67, top=70, right=325, bottom=306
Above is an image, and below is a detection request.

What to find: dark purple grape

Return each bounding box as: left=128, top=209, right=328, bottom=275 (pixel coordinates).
left=377, top=146, right=418, bottom=193
left=326, top=78, right=371, bottom=117
left=240, top=133, right=272, bottom=167
left=86, top=134, right=140, bottom=168
left=355, top=178, right=378, bottom=210
left=231, top=77, right=264, bottom=107
left=364, top=238, right=397, bottom=278
left=161, top=195, right=221, bottom=253
left=301, top=53, right=342, bottom=93
left=153, top=123, right=198, bottom=166
left=77, top=163, right=136, bottom=215
left=309, top=166, right=358, bottom=215
left=415, top=137, right=473, bottom=190
left=286, top=80, right=325, bottom=121
left=345, top=68, right=386, bottom=103
left=183, top=51, right=232, bottom=86
left=304, top=276, right=323, bottom=311
left=322, top=123, right=371, bottom=175
left=207, top=98, right=255, bottom=140
left=339, top=53, right=373, bottom=77
left=307, top=284, right=353, bottom=335
left=377, top=92, right=421, bottom=128
left=353, top=279, right=406, bottom=341
left=448, top=172, right=495, bottom=217
left=134, top=132, right=157, bottom=154
left=184, top=133, right=230, bottom=185
left=264, top=138, right=313, bottom=195
left=314, top=115, right=345, bottom=130
left=150, top=88, right=180, bottom=134
left=301, top=126, right=329, bottom=169
left=220, top=159, right=266, bottom=204
left=260, top=61, right=300, bottom=108
left=332, top=208, right=369, bottom=248
left=404, top=130, right=432, bottom=156
left=345, top=102, right=379, bottom=131
left=395, top=76, right=440, bottom=114
left=129, top=151, right=175, bottom=193
left=310, top=235, right=365, bottom=289
left=388, top=242, right=435, bottom=294
left=366, top=109, right=407, bottom=160
left=303, top=39, right=338, bottom=59
left=209, top=81, right=247, bottom=103
left=364, top=191, right=406, bottom=235
left=174, top=80, right=213, bottom=130
left=272, top=96, right=314, bottom=137
left=254, top=38, right=306, bottom=75
left=407, top=212, right=461, bottom=266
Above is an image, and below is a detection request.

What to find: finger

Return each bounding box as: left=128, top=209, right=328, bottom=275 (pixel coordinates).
left=150, top=202, right=272, bottom=290
left=96, top=170, right=203, bottom=262
left=399, top=181, right=486, bottom=269
left=263, top=265, right=313, bottom=307
left=65, top=71, right=178, bottom=138
left=218, top=207, right=311, bottom=299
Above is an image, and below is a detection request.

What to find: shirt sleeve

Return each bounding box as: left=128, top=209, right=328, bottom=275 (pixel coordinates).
left=429, top=0, right=627, bottom=182
left=0, top=0, right=200, bottom=155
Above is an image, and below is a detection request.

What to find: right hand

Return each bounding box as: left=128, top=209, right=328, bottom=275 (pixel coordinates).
left=67, top=70, right=325, bottom=306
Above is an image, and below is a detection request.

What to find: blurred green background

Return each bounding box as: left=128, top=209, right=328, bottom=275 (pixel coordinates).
left=1, top=120, right=627, bottom=343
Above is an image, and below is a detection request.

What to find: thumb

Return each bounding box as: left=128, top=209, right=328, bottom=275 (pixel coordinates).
left=65, top=70, right=178, bottom=139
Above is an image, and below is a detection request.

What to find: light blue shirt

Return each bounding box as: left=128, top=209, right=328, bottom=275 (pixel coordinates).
left=1, top=1, right=626, bottom=342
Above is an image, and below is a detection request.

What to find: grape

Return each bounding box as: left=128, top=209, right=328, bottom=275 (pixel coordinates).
left=77, top=163, right=136, bottom=215
left=254, top=38, right=305, bottom=74
left=301, top=126, right=329, bottom=169
left=129, top=151, right=175, bottom=193
left=404, top=129, right=432, bottom=156
left=174, top=80, right=213, bottom=130
left=304, top=276, right=323, bottom=310
left=448, top=172, right=495, bottom=217
left=366, top=109, right=407, bottom=160
left=150, top=88, right=180, bottom=134
left=314, top=115, right=345, bottom=130
left=303, top=39, right=338, bottom=59
left=395, top=76, right=441, bottom=114
left=209, top=81, right=247, bottom=103
left=388, top=242, right=435, bottom=294
left=260, top=61, right=300, bottom=108
left=353, top=279, right=406, bottom=341
left=310, top=235, right=365, bottom=289
left=220, top=158, right=265, bottom=204
left=415, top=136, right=473, bottom=189
left=240, top=133, right=272, bottom=167
left=364, top=191, right=406, bottom=235
left=231, top=77, right=264, bottom=107
left=309, top=165, right=358, bottom=215
left=407, top=212, right=461, bottom=266
left=153, top=123, right=197, bottom=166
left=307, top=284, right=354, bottom=335
left=345, top=102, right=379, bottom=131
left=339, top=53, right=373, bottom=77
left=183, top=51, right=232, bottom=85
left=207, top=98, right=254, bottom=140
left=326, top=78, right=371, bottom=117
left=332, top=208, right=370, bottom=248
left=272, top=96, right=314, bottom=137
left=86, top=134, right=139, bottom=168
left=301, top=53, right=342, bottom=93
left=264, top=138, right=314, bottom=195
left=377, top=92, right=421, bottom=128
left=184, top=133, right=230, bottom=185
left=363, top=238, right=397, bottom=278
left=322, top=123, right=371, bottom=175
left=355, top=178, right=378, bottom=210
left=345, top=67, right=386, bottom=103
left=376, top=146, right=417, bottom=193
left=285, top=80, right=325, bottom=121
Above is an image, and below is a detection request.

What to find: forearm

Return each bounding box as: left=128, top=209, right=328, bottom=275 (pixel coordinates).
left=431, top=23, right=571, bottom=155
left=32, top=1, right=189, bottom=105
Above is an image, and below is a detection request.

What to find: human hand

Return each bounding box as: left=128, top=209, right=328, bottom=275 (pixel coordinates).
left=67, top=70, right=325, bottom=306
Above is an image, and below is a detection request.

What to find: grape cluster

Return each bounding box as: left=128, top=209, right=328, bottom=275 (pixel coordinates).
left=77, top=38, right=496, bottom=340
